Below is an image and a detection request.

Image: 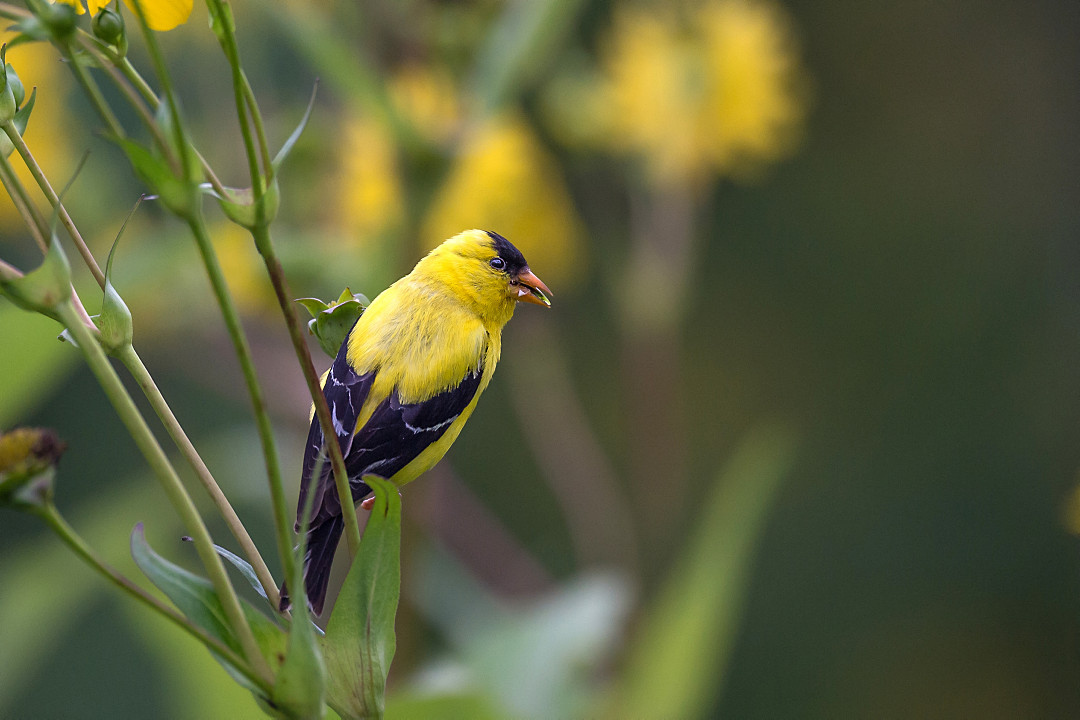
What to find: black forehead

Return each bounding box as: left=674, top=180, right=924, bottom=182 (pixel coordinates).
left=486, top=230, right=529, bottom=273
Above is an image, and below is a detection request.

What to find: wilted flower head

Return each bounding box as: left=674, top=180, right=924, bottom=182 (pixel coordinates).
left=0, top=427, right=65, bottom=510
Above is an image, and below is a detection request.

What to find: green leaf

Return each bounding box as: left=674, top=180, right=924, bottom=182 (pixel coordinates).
left=93, top=226, right=133, bottom=354
left=270, top=450, right=327, bottom=718
left=605, top=425, right=798, bottom=720
left=182, top=537, right=268, bottom=602
left=206, top=0, right=236, bottom=45
left=212, top=180, right=280, bottom=230
left=1, top=86, right=35, bottom=158
left=322, top=476, right=402, bottom=719
left=130, top=524, right=288, bottom=696
left=0, top=233, right=72, bottom=321
left=271, top=82, right=318, bottom=176
left=5, top=16, right=51, bottom=45
left=411, top=548, right=629, bottom=719
left=297, top=289, right=368, bottom=358
left=112, top=137, right=197, bottom=217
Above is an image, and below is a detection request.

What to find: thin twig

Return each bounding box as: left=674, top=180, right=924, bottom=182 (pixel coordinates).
left=2, top=121, right=105, bottom=287
left=118, top=344, right=282, bottom=608
left=38, top=506, right=271, bottom=695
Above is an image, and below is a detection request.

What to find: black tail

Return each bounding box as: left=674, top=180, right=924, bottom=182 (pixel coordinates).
left=279, top=515, right=344, bottom=616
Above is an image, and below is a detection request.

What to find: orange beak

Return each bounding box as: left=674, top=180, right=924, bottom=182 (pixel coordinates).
left=514, top=268, right=552, bottom=307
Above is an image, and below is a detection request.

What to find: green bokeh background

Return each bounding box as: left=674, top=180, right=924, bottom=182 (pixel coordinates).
left=2, top=0, right=1079, bottom=717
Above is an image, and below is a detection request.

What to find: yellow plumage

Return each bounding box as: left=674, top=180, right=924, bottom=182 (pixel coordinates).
left=284, top=229, right=551, bottom=614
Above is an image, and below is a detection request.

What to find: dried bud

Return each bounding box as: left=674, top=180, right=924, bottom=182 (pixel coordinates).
left=0, top=427, right=65, bottom=511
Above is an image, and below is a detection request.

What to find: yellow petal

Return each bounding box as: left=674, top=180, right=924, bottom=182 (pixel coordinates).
left=122, top=0, right=193, bottom=31
left=51, top=0, right=109, bottom=15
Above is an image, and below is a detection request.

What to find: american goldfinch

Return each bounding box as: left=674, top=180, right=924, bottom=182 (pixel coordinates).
left=283, top=229, right=551, bottom=613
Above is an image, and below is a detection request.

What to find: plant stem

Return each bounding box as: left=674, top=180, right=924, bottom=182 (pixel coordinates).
left=36, top=504, right=271, bottom=695
left=241, top=74, right=273, bottom=178
left=1, top=120, right=105, bottom=288
left=0, top=150, right=48, bottom=250
left=128, top=0, right=189, bottom=177
left=72, top=35, right=175, bottom=157
left=0, top=1, right=28, bottom=21
left=117, top=344, right=281, bottom=608
left=61, top=42, right=126, bottom=141
left=207, top=0, right=360, bottom=557
left=122, top=0, right=292, bottom=590
left=79, top=35, right=230, bottom=197
left=184, top=214, right=295, bottom=580
left=57, top=301, right=273, bottom=683
left=255, top=225, right=362, bottom=553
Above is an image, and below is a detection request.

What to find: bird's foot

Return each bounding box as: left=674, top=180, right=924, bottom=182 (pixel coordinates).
left=359, top=489, right=402, bottom=511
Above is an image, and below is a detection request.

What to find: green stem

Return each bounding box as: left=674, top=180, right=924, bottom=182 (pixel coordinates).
left=82, top=36, right=229, bottom=197
left=128, top=0, right=190, bottom=178
left=206, top=0, right=359, bottom=557
left=185, top=214, right=294, bottom=581
left=36, top=504, right=271, bottom=695
left=0, top=150, right=48, bottom=250
left=0, top=1, right=28, bottom=22
left=119, top=55, right=161, bottom=107
left=72, top=35, right=175, bottom=160
left=117, top=344, right=281, bottom=609
left=241, top=74, right=273, bottom=179
left=254, top=225, right=362, bottom=554
left=57, top=301, right=273, bottom=684
left=61, top=41, right=126, bottom=141
left=204, top=0, right=265, bottom=198
left=1, top=120, right=105, bottom=288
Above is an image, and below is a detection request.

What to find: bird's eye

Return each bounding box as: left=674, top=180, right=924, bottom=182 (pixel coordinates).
left=490, top=257, right=506, bottom=270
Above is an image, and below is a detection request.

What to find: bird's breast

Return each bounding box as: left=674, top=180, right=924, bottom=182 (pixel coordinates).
left=347, top=287, right=498, bottom=407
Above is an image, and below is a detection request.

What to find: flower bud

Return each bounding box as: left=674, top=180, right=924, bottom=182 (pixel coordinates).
left=5, top=64, right=24, bottom=108
left=40, top=2, right=77, bottom=40
left=92, top=7, right=125, bottom=48
left=0, top=52, right=15, bottom=124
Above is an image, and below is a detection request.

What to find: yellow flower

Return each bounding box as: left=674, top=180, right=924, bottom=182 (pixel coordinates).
left=422, top=113, right=585, bottom=288
left=333, top=115, right=406, bottom=245
left=52, top=0, right=192, bottom=32
left=212, top=221, right=276, bottom=316
left=580, top=0, right=807, bottom=186
left=389, top=63, right=462, bottom=147
left=697, top=0, right=806, bottom=175
left=0, top=39, right=73, bottom=230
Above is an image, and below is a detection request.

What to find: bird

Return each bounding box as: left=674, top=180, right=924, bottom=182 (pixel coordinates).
left=282, top=229, right=552, bottom=614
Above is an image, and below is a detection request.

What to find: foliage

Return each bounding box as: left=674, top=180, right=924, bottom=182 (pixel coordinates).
left=0, top=0, right=809, bottom=717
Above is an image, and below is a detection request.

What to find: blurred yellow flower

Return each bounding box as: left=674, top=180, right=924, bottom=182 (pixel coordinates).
left=0, top=39, right=73, bottom=231
left=333, top=115, right=406, bottom=245
left=422, top=113, right=585, bottom=287
left=213, top=221, right=276, bottom=316
left=52, top=0, right=192, bottom=32
left=389, top=63, right=462, bottom=147
left=565, top=0, right=806, bottom=186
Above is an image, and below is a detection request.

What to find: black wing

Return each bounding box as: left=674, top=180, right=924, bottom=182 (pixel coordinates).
left=296, top=337, right=374, bottom=530
left=344, top=368, right=483, bottom=482
left=298, top=341, right=485, bottom=528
